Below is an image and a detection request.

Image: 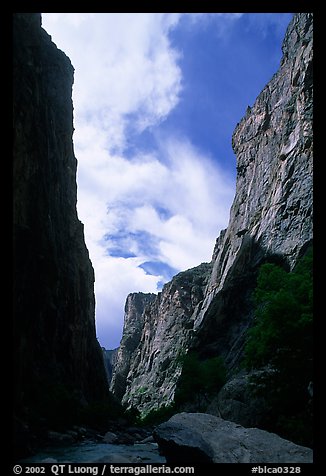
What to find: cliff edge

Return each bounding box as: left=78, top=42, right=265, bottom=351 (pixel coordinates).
left=13, top=13, right=110, bottom=455
left=110, top=13, right=313, bottom=419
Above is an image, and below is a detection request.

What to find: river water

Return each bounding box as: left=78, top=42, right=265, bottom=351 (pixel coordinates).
left=19, top=440, right=166, bottom=464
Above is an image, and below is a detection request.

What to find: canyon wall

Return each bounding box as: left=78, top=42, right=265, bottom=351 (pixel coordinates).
left=111, top=264, right=211, bottom=412
left=13, top=13, right=109, bottom=443
left=191, top=11, right=313, bottom=364
left=110, top=13, right=313, bottom=416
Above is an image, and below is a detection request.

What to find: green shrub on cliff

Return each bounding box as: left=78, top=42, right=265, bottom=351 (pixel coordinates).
left=174, top=351, right=226, bottom=408
left=138, top=403, right=176, bottom=426
left=139, top=352, right=226, bottom=425
left=244, top=247, right=312, bottom=370
left=243, top=246, right=313, bottom=446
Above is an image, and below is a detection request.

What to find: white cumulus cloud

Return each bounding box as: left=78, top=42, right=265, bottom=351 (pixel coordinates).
left=41, top=13, right=236, bottom=348
left=43, top=13, right=182, bottom=152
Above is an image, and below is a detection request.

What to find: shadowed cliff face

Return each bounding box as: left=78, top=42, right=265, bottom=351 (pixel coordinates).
left=13, top=13, right=109, bottom=440
left=111, top=13, right=313, bottom=415
left=102, top=347, right=119, bottom=385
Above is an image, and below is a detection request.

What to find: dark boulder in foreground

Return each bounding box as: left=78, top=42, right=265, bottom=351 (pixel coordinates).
left=153, top=413, right=313, bottom=463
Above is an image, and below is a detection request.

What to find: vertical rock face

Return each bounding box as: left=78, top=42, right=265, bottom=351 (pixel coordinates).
left=13, top=13, right=109, bottom=432
left=110, top=264, right=212, bottom=414
left=111, top=13, right=313, bottom=414
left=102, top=347, right=119, bottom=384
left=191, top=12, right=313, bottom=364
left=110, top=292, right=156, bottom=399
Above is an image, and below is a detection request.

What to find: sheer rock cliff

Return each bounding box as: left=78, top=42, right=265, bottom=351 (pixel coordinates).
left=102, top=347, right=119, bottom=384
left=110, top=13, right=313, bottom=416
left=191, top=11, right=313, bottom=364
left=13, top=13, right=109, bottom=449
left=110, top=264, right=211, bottom=413
left=110, top=292, right=157, bottom=400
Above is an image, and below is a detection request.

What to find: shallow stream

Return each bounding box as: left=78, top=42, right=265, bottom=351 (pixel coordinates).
left=19, top=439, right=166, bottom=464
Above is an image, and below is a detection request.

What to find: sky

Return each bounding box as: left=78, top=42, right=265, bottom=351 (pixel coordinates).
left=41, top=12, right=293, bottom=350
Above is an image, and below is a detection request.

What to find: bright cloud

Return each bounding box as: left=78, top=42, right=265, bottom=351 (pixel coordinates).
left=77, top=135, right=234, bottom=273
left=43, top=13, right=182, bottom=152
left=41, top=13, right=239, bottom=348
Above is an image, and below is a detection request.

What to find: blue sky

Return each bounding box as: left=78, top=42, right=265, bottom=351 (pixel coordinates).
left=41, top=13, right=293, bottom=349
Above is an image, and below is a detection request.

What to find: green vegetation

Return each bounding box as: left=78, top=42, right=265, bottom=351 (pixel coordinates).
left=138, top=403, right=176, bottom=426
left=136, top=386, right=148, bottom=395
left=243, top=247, right=313, bottom=446
left=244, top=249, right=313, bottom=369
left=135, top=352, right=226, bottom=426
left=174, top=351, right=226, bottom=409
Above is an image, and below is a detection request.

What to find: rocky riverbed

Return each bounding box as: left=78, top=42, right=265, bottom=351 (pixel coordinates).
left=17, top=412, right=313, bottom=464
left=19, top=440, right=166, bottom=464
left=18, top=426, right=166, bottom=464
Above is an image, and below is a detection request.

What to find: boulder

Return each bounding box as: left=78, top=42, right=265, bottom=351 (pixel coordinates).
left=47, top=431, right=75, bottom=445
left=103, top=431, right=118, bottom=444
left=153, top=413, right=313, bottom=463
left=207, top=370, right=270, bottom=427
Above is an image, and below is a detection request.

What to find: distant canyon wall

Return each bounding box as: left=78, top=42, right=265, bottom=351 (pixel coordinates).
left=110, top=13, right=313, bottom=415
left=102, top=347, right=119, bottom=384
left=110, top=265, right=212, bottom=412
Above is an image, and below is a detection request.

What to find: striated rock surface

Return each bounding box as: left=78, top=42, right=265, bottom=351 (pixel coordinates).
left=102, top=348, right=119, bottom=384
left=111, top=13, right=313, bottom=417
left=13, top=13, right=109, bottom=448
left=191, top=12, right=313, bottom=365
left=154, top=413, right=313, bottom=463
left=110, top=264, right=211, bottom=414
left=110, top=293, right=157, bottom=401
